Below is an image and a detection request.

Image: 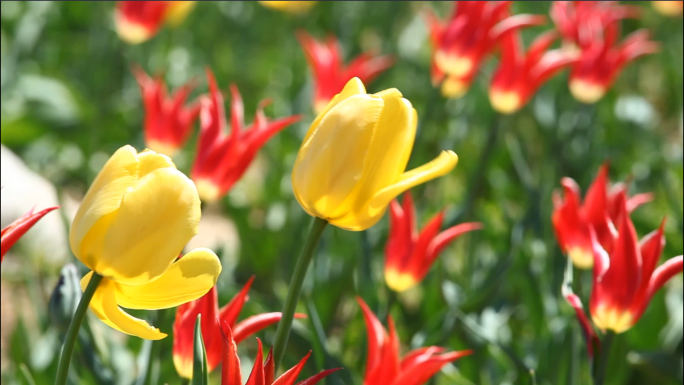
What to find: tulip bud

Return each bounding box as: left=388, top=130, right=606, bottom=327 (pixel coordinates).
left=70, top=145, right=221, bottom=340
left=292, top=78, right=458, bottom=231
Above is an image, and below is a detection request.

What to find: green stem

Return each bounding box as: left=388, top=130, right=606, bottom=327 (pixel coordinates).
left=181, top=379, right=190, bottom=385
left=55, top=272, right=103, bottom=385
left=594, top=331, right=616, bottom=385
left=273, top=217, right=328, bottom=368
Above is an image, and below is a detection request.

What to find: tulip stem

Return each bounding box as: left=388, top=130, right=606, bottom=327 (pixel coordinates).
left=594, top=331, right=616, bottom=385
left=55, top=272, right=103, bottom=385
left=273, top=217, right=328, bottom=368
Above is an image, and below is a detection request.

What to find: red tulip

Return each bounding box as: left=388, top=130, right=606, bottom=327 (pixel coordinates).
left=220, top=322, right=340, bottom=385
left=191, top=69, right=302, bottom=202
left=552, top=164, right=652, bottom=269
left=550, top=1, right=640, bottom=50
left=1, top=206, right=59, bottom=262
left=425, top=1, right=546, bottom=98
left=358, top=298, right=472, bottom=385
left=133, top=66, right=200, bottom=157
left=550, top=1, right=658, bottom=103
left=385, top=192, right=482, bottom=292
left=569, top=29, right=658, bottom=103
left=296, top=31, right=394, bottom=114
left=567, top=202, right=683, bottom=335
left=115, top=1, right=196, bottom=44
left=490, top=29, right=578, bottom=114
left=173, top=277, right=306, bottom=379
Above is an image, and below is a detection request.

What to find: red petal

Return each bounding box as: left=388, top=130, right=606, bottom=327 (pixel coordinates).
left=427, top=222, right=483, bottom=265
left=1, top=206, right=59, bottom=261
left=391, top=350, right=472, bottom=385
left=220, top=321, right=243, bottom=385
left=219, top=276, right=255, bottom=327
left=632, top=256, right=684, bottom=322
left=357, top=297, right=387, bottom=376
left=400, top=347, right=445, bottom=369
left=597, top=202, right=642, bottom=311
left=295, top=368, right=342, bottom=385
left=264, top=348, right=275, bottom=384
left=563, top=285, right=599, bottom=357
left=245, top=339, right=265, bottom=385
left=272, top=352, right=310, bottom=385
left=233, top=313, right=307, bottom=344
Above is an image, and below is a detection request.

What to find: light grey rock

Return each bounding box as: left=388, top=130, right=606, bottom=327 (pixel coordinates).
left=1, top=144, right=68, bottom=265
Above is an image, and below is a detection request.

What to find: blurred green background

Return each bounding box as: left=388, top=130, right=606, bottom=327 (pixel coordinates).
left=1, top=1, right=682, bottom=385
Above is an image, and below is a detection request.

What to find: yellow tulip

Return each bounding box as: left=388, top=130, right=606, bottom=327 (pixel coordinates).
left=292, top=78, right=459, bottom=231
left=259, top=1, right=317, bottom=14
left=70, top=145, right=221, bottom=340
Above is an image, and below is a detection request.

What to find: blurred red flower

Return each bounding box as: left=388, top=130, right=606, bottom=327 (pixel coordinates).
left=552, top=164, right=652, bottom=269
left=550, top=1, right=658, bottom=103
left=385, top=192, right=481, bottom=292
left=191, top=69, right=301, bottom=202
left=358, top=297, right=472, bottom=385
left=490, top=29, right=578, bottom=114
left=297, top=30, right=394, bottom=114
left=115, top=1, right=196, bottom=44
left=565, top=201, right=682, bottom=337
left=133, top=66, right=200, bottom=157
left=425, top=1, right=546, bottom=98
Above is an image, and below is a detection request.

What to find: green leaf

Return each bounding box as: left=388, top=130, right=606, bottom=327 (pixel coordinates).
left=191, top=315, right=208, bottom=385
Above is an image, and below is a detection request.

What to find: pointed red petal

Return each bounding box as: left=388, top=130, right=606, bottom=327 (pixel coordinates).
left=598, top=202, right=642, bottom=311
left=295, top=368, right=342, bottom=385
left=272, top=352, right=310, bottom=385
left=220, top=321, right=243, bottom=385
left=245, top=339, right=265, bottom=385
left=233, top=313, right=307, bottom=344
left=219, top=276, right=255, bottom=328
left=427, top=222, right=483, bottom=263
left=357, top=297, right=386, bottom=376
left=1, top=206, right=59, bottom=261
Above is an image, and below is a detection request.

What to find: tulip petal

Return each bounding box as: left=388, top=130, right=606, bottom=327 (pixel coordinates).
left=233, top=313, right=306, bottom=344
left=220, top=322, right=243, bottom=385
left=81, top=272, right=166, bottom=340
left=292, top=94, right=384, bottom=219
left=271, top=352, right=310, bottom=385
left=357, top=297, right=386, bottom=375
left=70, top=145, right=140, bottom=266
left=351, top=90, right=416, bottom=212
left=391, top=351, right=472, bottom=385
left=305, top=77, right=367, bottom=143
left=95, top=167, right=201, bottom=286
left=369, top=151, right=458, bottom=215
left=114, top=248, right=221, bottom=310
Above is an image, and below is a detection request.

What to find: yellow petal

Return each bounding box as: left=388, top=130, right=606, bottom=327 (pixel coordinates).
left=81, top=272, right=167, bottom=340
left=115, top=248, right=221, bottom=310
left=292, top=93, right=384, bottom=219
left=137, top=150, right=176, bottom=177
left=70, top=146, right=140, bottom=267
left=379, top=150, right=458, bottom=200
left=94, top=168, right=201, bottom=286
left=350, top=89, right=417, bottom=211
left=164, top=1, right=196, bottom=26
left=304, top=77, right=367, bottom=144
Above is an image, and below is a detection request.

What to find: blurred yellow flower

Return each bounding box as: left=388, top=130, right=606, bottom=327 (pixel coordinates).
left=292, top=78, right=459, bottom=231
left=70, top=145, right=221, bottom=339
left=259, top=1, right=316, bottom=14
left=652, top=1, right=683, bottom=16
